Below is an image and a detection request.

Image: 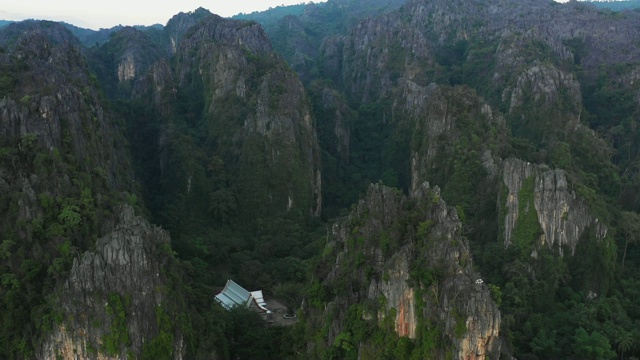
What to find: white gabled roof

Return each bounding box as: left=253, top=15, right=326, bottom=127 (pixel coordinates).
left=250, top=290, right=271, bottom=313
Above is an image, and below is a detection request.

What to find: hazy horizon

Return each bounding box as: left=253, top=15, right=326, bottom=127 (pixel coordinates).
left=0, top=1, right=326, bottom=30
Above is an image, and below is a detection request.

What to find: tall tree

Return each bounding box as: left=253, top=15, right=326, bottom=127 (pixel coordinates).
left=620, top=211, right=640, bottom=268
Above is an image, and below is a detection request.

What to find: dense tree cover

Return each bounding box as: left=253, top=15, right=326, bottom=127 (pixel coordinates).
left=92, top=19, right=325, bottom=358
left=4, top=1, right=640, bottom=358
left=419, top=32, right=640, bottom=360
left=233, top=3, right=309, bottom=28
left=115, top=57, right=324, bottom=289
left=0, top=37, right=137, bottom=357
left=586, top=0, right=640, bottom=11
left=257, top=2, right=640, bottom=359
left=303, top=185, right=492, bottom=359
left=308, top=83, right=411, bottom=219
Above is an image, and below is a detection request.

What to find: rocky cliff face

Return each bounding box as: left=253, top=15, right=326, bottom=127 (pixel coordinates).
left=307, top=183, right=500, bottom=359
left=0, top=21, right=143, bottom=358
left=40, top=206, right=184, bottom=359
left=342, top=10, right=432, bottom=103
left=87, top=26, right=168, bottom=101
left=507, top=63, right=581, bottom=115
left=0, top=21, right=134, bottom=243
left=501, top=158, right=608, bottom=254
left=303, top=0, right=619, bottom=248
left=111, top=28, right=166, bottom=84
left=315, top=0, right=640, bottom=128
left=165, top=8, right=213, bottom=54
left=242, top=0, right=409, bottom=84
left=311, top=85, right=353, bottom=161
left=0, top=22, right=129, bottom=181
left=127, top=13, right=323, bottom=223
left=400, top=84, right=506, bottom=196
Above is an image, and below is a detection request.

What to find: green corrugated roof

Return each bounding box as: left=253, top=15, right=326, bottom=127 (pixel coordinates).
left=214, top=279, right=251, bottom=310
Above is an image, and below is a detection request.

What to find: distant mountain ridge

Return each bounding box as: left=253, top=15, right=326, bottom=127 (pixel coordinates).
left=582, top=0, right=640, bottom=10
left=0, top=18, right=163, bottom=47
left=62, top=22, right=163, bottom=47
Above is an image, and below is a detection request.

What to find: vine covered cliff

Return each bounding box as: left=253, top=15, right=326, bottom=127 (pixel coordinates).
left=306, top=183, right=500, bottom=359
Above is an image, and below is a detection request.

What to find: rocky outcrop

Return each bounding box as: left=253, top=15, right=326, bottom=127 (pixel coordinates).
left=402, top=84, right=507, bottom=196
left=342, top=11, right=431, bottom=103
left=176, top=15, right=272, bottom=60
left=502, top=158, right=607, bottom=254
left=39, top=206, right=184, bottom=359
left=371, top=246, right=416, bottom=338
left=236, top=61, right=322, bottom=217
left=507, top=63, right=581, bottom=116
left=165, top=7, right=213, bottom=54
left=117, top=49, right=137, bottom=82
left=133, top=59, right=176, bottom=116
left=0, top=21, right=130, bottom=186
left=161, top=14, right=322, bottom=220
left=317, top=86, right=353, bottom=161
left=243, top=0, right=409, bottom=84
left=0, top=21, right=142, bottom=359
left=411, top=183, right=501, bottom=360
left=0, top=20, right=82, bottom=48
left=318, top=35, right=346, bottom=84
left=308, top=183, right=500, bottom=359
left=309, top=0, right=640, bottom=113
left=110, top=27, right=166, bottom=84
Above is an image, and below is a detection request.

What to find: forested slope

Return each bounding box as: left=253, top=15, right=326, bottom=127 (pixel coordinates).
left=2, top=0, right=640, bottom=359
left=0, top=12, right=320, bottom=360
left=260, top=0, right=640, bottom=358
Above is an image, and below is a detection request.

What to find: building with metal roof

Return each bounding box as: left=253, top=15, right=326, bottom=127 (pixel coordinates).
left=214, top=279, right=272, bottom=314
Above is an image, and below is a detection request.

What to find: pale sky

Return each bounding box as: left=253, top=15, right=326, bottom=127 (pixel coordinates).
left=0, top=1, right=325, bottom=30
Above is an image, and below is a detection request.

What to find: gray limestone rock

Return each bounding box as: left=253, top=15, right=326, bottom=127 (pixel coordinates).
left=310, top=183, right=501, bottom=359
left=40, top=205, right=183, bottom=359
left=501, top=158, right=607, bottom=254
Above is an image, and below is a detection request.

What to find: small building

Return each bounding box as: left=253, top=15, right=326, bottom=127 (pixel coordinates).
left=214, top=279, right=271, bottom=315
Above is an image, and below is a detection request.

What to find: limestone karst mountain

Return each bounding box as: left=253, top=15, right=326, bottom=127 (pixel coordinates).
left=2, top=0, right=640, bottom=358
left=0, top=12, right=321, bottom=359
left=306, top=183, right=501, bottom=359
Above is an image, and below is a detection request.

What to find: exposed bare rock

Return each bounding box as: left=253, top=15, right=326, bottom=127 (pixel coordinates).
left=177, top=15, right=272, bottom=58
left=508, top=63, right=581, bottom=115
left=0, top=21, right=148, bottom=359
left=342, top=11, right=431, bottom=103
left=308, top=183, right=500, bottom=359
left=318, top=87, right=352, bottom=161
left=107, top=27, right=166, bottom=85
left=502, top=158, right=538, bottom=247
left=370, top=246, right=417, bottom=338
left=117, top=49, right=137, bottom=81
left=402, top=84, right=507, bottom=196
left=501, top=158, right=607, bottom=254
left=133, top=59, right=176, bottom=116
left=0, top=22, right=130, bottom=187
left=165, top=7, right=213, bottom=54
left=318, top=35, right=346, bottom=84
left=39, top=206, right=184, bottom=359
left=167, top=15, right=322, bottom=219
